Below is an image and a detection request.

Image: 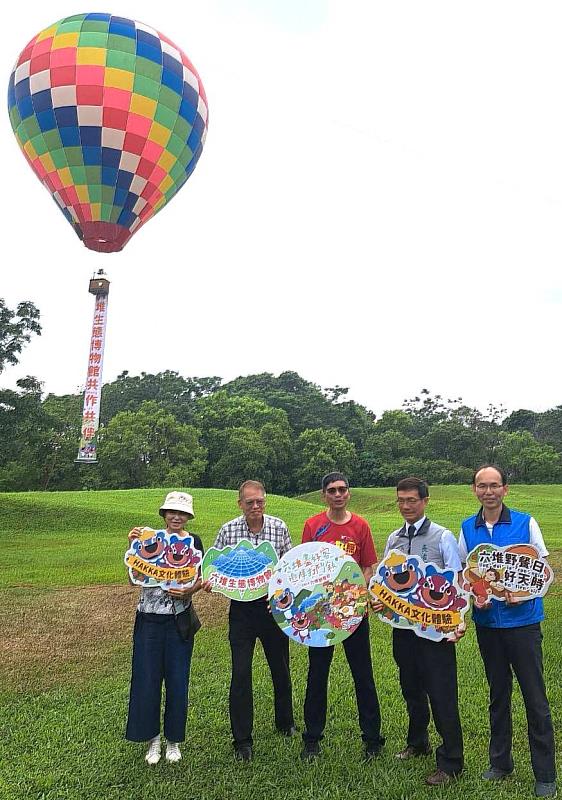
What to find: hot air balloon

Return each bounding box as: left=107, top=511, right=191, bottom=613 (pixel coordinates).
left=7, top=13, right=208, bottom=252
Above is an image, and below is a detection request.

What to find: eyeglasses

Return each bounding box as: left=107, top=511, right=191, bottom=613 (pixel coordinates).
left=396, top=497, right=423, bottom=506
left=243, top=498, right=265, bottom=507
left=325, top=486, right=348, bottom=495
left=475, top=483, right=504, bottom=491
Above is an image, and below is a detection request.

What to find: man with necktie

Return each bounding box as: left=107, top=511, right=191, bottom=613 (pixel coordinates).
left=375, top=477, right=465, bottom=786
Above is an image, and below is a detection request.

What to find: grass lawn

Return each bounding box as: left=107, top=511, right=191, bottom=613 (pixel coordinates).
left=0, top=486, right=560, bottom=800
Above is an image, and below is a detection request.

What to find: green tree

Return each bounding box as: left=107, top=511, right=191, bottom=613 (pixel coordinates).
left=374, top=410, right=414, bottom=435
left=496, top=431, right=561, bottom=483
left=0, top=299, right=41, bottom=373
left=259, top=420, right=294, bottom=494
left=40, top=393, right=84, bottom=490
left=196, top=392, right=293, bottom=492
left=0, top=377, right=52, bottom=490
left=370, top=457, right=471, bottom=487
left=294, top=428, right=356, bottom=493
left=223, top=371, right=375, bottom=447
left=100, top=370, right=221, bottom=425
left=0, top=382, right=89, bottom=491
left=502, top=408, right=539, bottom=435
left=535, top=407, right=562, bottom=454
left=356, top=429, right=416, bottom=485
left=207, top=427, right=269, bottom=489
left=97, top=400, right=207, bottom=488
left=196, top=390, right=286, bottom=434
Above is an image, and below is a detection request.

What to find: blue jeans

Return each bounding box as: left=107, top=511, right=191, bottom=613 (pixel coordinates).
left=125, top=612, right=194, bottom=743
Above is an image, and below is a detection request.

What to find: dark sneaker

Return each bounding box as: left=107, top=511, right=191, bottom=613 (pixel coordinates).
left=535, top=782, right=557, bottom=798
left=301, top=741, right=320, bottom=762
left=482, top=767, right=513, bottom=781
left=234, top=745, right=253, bottom=762
left=396, top=744, right=432, bottom=760
left=425, top=769, right=453, bottom=786
left=364, top=743, right=383, bottom=761
left=277, top=725, right=297, bottom=737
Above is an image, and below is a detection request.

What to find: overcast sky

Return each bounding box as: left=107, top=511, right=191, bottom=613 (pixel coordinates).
left=3, top=1, right=561, bottom=418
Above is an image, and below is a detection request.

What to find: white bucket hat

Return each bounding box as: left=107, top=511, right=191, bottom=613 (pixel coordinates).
left=159, top=491, right=195, bottom=519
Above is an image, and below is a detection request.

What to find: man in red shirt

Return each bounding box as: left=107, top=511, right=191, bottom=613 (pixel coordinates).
left=301, top=472, right=384, bottom=761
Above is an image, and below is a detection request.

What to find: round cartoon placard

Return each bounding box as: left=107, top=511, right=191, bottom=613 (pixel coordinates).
left=369, top=549, right=469, bottom=641
left=463, top=543, right=554, bottom=607
left=268, top=542, right=369, bottom=647
left=125, top=528, right=202, bottom=590
left=201, top=539, right=278, bottom=601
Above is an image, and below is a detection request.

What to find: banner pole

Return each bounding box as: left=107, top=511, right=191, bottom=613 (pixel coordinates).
left=75, top=270, right=110, bottom=464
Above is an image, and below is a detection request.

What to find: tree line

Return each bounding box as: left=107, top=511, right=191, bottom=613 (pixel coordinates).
left=1, top=299, right=561, bottom=493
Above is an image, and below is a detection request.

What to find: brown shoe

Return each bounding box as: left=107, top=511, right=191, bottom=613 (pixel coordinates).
left=396, top=745, right=432, bottom=760
left=425, top=770, right=452, bottom=786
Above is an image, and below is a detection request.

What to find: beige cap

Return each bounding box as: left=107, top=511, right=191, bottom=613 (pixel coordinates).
left=158, top=491, right=195, bottom=519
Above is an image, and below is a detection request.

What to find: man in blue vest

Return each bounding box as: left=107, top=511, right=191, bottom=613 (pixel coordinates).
left=459, top=465, right=556, bottom=799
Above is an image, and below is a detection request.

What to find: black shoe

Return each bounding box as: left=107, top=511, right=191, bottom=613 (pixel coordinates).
left=278, top=725, right=297, bottom=737
left=301, top=741, right=320, bottom=762
left=234, top=745, right=253, bottom=762
left=364, top=743, right=383, bottom=761
left=482, top=767, right=513, bottom=781
left=535, top=781, right=557, bottom=798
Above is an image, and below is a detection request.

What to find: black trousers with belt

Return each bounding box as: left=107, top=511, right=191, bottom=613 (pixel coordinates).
left=392, top=628, right=464, bottom=775
left=303, top=616, right=384, bottom=746
left=228, top=598, right=294, bottom=747
left=476, top=623, right=556, bottom=783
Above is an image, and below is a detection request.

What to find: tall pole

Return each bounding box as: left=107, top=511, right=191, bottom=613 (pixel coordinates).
left=75, top=270, right=110, bottom=464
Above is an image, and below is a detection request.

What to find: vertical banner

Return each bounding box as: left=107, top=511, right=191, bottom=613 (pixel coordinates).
left=76, top=279, right=109, bottom=463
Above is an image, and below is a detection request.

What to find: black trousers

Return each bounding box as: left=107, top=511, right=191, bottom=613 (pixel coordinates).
left=303, top=616, right=384, bottom=746
left=476, top=623, right=556, bottom=783
left=228, top=599, right=294, bottom=747
left=392, top=628, right=464, bottom=775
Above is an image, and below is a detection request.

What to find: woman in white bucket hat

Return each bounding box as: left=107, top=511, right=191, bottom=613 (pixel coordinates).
left=125, top=492, right=203, bottom=765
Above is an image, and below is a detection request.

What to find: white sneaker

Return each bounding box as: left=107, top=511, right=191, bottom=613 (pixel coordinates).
left=145, top=735, right=161, bottom=765
left=165, top=741, right=182, bottom=763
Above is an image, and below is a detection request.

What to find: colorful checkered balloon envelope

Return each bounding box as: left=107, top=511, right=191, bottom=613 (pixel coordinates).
left=7, top=13, right=208, bottom=253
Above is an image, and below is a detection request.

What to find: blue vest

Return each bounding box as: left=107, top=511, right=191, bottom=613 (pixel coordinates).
left=461, top=506, right=544, bottom=628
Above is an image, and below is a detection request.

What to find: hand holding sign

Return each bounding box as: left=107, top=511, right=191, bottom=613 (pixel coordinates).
left=369, top=550, right=469, bottom=642
left=124, top=527, right=202, bottom=590
left=463, top=544, right=553, bottom=604
left=268, top=542, right=369, bottom=647
left=201, top=539, right=278, bottom=601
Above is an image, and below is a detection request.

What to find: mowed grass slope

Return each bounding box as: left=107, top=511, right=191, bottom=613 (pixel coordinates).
left=0, top=486, right=560, bottom=800
left=0, top=489, right=322, bottom=586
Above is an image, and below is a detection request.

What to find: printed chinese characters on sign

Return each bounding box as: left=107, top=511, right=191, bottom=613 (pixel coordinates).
left=369, top=550, right=469, bottom=642
left=76, top=293, right=108, bottom=462
left=201, top=539, right=279, bottom=601
left=462, top=544, right=554, bottom=607
left=125, top=528, right=202, bottom=590
left=268, top=542, right=369, bottom=648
